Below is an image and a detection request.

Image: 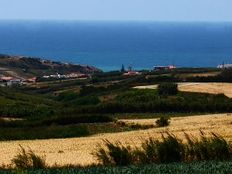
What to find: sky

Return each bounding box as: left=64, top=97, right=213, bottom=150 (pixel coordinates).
left=0, top=0, right=231, bottom=21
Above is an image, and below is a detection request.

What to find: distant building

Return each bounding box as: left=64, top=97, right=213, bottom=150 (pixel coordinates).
left=26, top=77, right=37, bottom=83
left=217, top=63, right=232, bottom=69
left=153, top=65, right=176, bottom=71
left=123, top=71, right=141, bottom=76
left=0, top=76, right=14, bottom=81
left=7, top=79, right=22, bottom=86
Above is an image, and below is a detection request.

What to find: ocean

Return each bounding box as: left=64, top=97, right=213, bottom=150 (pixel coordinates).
left=0, top=20, right=232, bottom=71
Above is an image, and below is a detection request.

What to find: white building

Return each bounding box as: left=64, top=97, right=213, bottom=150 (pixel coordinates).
left=217, top=64, right=232, bottom=69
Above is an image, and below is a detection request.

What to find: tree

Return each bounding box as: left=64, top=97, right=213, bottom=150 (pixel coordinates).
left=158, top=83, right=178, bottom=96
left=121, top=64, right=125, bottom=72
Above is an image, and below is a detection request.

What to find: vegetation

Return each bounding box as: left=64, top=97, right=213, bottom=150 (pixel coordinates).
left=157, top=83, right=178, bottom=96
left=155, top=116, right=170, bottom=127
left=0, top=74, right=232, bottom=140
left=75, top=89, right=232, bottom=114
left=0, top=115, right=156, bottom=140
left=0, top=66, right=231, bottom=141
left=1, top=56, right=232, bottom=172
left=0, top=132, right=231, bottom=171
left=12, top=146, right=46, bottom=169
left=0, top=55, right=101, bottom=78
left=94, top=140, right=135, bottom=166
left=95, top=132, right=232, bottom=166
left=4, top=161, right=232, bottom=174
left=0, top=125, right=90, bottom=140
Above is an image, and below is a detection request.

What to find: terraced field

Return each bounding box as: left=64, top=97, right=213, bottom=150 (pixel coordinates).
left=0, top=113, right=232, bottom=167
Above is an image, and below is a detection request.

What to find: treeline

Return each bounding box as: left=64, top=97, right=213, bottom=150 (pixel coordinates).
left=133, top=69, right=232, bottom=84
left=0, top=103, right=54, bottom=118
left=186, top=69, right=232, bottom=82
left=71, top=90, right=232, bottom=114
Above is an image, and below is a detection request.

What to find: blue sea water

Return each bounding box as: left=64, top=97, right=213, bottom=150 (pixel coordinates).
left=0, top=20, right=232, bottom=71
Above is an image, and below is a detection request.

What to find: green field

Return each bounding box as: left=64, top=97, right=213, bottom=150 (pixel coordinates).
left=3, top=161, right=232, bottom=174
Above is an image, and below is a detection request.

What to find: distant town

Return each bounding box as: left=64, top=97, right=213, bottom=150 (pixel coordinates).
left=0, top=54, right=231, bottom=87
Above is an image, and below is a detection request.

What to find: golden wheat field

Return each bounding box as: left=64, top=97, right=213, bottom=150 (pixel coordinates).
left=0, top=113, right=232, bottom=167
left=134, top=82, right=232, bottom=98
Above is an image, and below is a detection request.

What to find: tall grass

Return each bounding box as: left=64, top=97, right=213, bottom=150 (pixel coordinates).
left=12, top=145, right=46, bottom=169
left=184, top=131, right=232, bottom=161
left=138, top=133, right=184, bottom=164
left=95, top=132, right=232, bottom=166
left=94, top=140, right=135, bottom=166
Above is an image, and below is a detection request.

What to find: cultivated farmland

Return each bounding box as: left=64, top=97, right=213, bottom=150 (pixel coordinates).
left=134, top=82, right=232, bottom=98
left=0, top=113, right=232, bottom=167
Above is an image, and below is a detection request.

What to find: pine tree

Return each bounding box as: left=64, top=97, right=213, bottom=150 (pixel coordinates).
left=121, top=64, right=125, bottom=72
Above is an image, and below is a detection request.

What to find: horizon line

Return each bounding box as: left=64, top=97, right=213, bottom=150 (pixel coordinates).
left=0, top=19, right=232, bottom=23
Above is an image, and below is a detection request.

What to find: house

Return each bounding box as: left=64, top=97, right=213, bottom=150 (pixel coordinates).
left=26, top=77, right=37, bottom=83
left=217, top=64, right=232, bottom=69
left=123, top=71, right=142, bottom=76
left=0, top=76, right=13, bottom=81
left=6, top=79, right=22, bottom=87
left=0, top=76, right=23, bottom=87
left=153, top=65, right=176, bottom=71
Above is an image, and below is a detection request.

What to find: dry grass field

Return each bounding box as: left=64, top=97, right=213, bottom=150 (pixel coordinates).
left=134, top=82, right=232, bottom=98
left=0, top=113, right=232, bottom=167
left=177, top=71, right=220, bottom=78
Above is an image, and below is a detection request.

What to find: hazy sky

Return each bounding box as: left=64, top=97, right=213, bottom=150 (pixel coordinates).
left=0, top=0, right=231, bottom=21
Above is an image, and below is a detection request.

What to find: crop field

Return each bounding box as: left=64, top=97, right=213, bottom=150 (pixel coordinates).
left=6, top=161, right=232, bottom=174
left=134, top=82, right=232, bottom=98
left=0, top=113, right=232, bottom=167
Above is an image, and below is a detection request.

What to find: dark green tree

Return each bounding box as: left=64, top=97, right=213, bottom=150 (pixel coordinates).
left=158, top=83, right=178, bottom=96
left=121, top=64, right=125, bottom=72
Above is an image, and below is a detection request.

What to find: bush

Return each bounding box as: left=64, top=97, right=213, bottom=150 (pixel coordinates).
left=12, top=145, right=46, bottom=169
left=116, top=121, right=155, bottom=130
left=156, top=117, right=170, bottom=127
left=139, top=133, right=184, bottom=164
left=94, top=140, right=135, bottom=166
left=185, top=132, right=232, bottom=161
left=158, top=83, right=178, bottom=96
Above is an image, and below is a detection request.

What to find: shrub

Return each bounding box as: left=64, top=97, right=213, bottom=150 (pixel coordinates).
left=139, top=133, right=185, bottom=164
left=185, top=132, right=232, bottom=161
left=116, top=121, right=154, bottom=130
left=156, top=133, right=184, bottom=163
left=12, top=145, right=46, bottom=169
left=156, top=117, right=170, bottom=127
left=94, top=140, right=135, bottom=166
left=158, top=83, right=178, bottom=96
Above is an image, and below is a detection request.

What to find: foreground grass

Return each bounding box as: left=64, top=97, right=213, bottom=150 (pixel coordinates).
left=3, top=161, right=232, bottom=174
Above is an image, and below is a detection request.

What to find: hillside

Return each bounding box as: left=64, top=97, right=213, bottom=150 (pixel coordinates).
left=0, top=54, right=101, bottom=78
